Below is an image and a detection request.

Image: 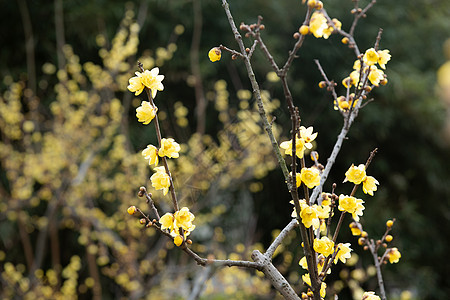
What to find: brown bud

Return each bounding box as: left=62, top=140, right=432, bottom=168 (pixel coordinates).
left=245, top=48, right=250, bottom=53
left=232, top=54, right=238, bottom=60
left=351, top=8, right=357, bottom=14
left=293, top=32, right=300, bottom=39
left=362, top=95, right=367, bottom=100
left=382, top=243, right=388, bottom=248
left=363, top=246, right=369, bottom=251
left=315, top=1, right=323, bottom=10
left=357, top=8, right=362, bottom=13
left=186, top=239, right=193, bottom=245
left=138, top=186, right=146, bottom=197
left=376, top=240, right=382, bottom=245
left=250, top=24, right=255, bottom=30
left=318, top=164, right=324, bottom=171
left=361, top=231, right=368, bottom=238
left=259, top=24, right=265, bottom=30
left=146, top=222, right=153, bottom=228
left=365, top=86, right=372, bottom=92
left=139, top=218, right=147, bottom=225
left=240, top=23, right=245, bottom=31
left=245, top=32, right=250, bottom=38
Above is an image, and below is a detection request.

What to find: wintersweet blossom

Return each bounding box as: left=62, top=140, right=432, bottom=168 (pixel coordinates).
left=338, top=194, right=365, bottom=221
left=208, top=47, right=221, bottom=62
left=302, top=274, right=327, bottom=298
left=349, top=222, right=362, bottom=236
left=299, top=126, right=318, bottom=149
left=363, top=48, right=379, bottom=66
left=136, top=101, right=157, bottom=125
left=300, top=167, right=321, bottom=189
left=362, top=176, right=379, bottom=196
left=345, top=164, right=367, bottom=184
left=300, top=202, right=320, bottom=229
left=368, top=66, right=384, bottom=86
left=150, top=166, right=171, bottom=195
left=174, top=235, right=183, bottom=246
left=362, top=291, right=381, bottom=300
left=334, top=243, right=352, bottom=264
left=313, top=236, right=335, bottom=257
left=127, top=206, right=137, bottom=215
left=139, top=68, right=165, bottom=99
left=280, top=136, right=306, bottom=158
left=388, top=247, right=401, bottom=263
left=159, top=213, right=175, bottom=232
left=142, top=145, right=159, bottom=166
left=309, top=12, right=328, bottom=38
left=377, top=49, right=391, bottom=69
left=322, top=18, right=342, bottom=39
left=158, top=138, right=181, bottom=158
left=174, top=207, right=196, bottom=232
left=127, top=76, right=145, bottom=96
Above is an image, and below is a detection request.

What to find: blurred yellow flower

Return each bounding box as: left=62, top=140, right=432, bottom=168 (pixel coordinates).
left=362, top=291, right=381, bottom=300
left=174, top=235, right=183, bottom=246
left=388, top=247, right=401, bottom=263
left=280, top=136, right=306, bottom=158
left=377, top=49, right=391, bottom=69
left=136, top=101, right=157, bottom=125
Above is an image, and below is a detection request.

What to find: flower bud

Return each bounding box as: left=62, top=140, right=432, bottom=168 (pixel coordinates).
left=386, top=220, right=394, bottom=227
left=385, top=235, right=393, bottom=242
left=127, top=206, right=137, bottom=215
left=358, top=237, right=365, bottom=245
left=139, top=218, right=147, bottom=225
left=299, top=25, right=309, bottom=35
left=293, top=32, right=300, bottom=39
left=315, top=1, right=323, bottom=9
left=341, top=37, right=349, bottom=44
left=361, top=231, right=368, bottom=238
left=307, top=0, right=316, bottom=8
left=318, top=81, right=326, bottom=88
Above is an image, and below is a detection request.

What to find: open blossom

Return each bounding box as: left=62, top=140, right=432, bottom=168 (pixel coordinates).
left=309, top=12, right=328, bottom=38
left=334, top=243, right=352, bottom=263
left=362, top=291, right=381, bottom=300
left=299, top=126, right=318, bottom=149
left=174, top=207, right=196, bottom=232
left=158, top=138, right=181, bottom=158
left=388, top=247, right=401, bottom=263
left=313, top=236, right=335, bottom=257
left=159, top=213, right=175, bottom=232
left=377, top=49, right=391, bottom=69
left=368, top=66, right=384, bottom=86
left=363, top=48, right=379, bottom=66
left=128, top=76, right=145, bottom=95
left=297, top=201, right=320, bottom=229
left=362, top=175, right=379, bottom=195
left=136, top=101, right=158, bottom=125
left=338, top=194, right=365, bottom=221
left=140, top=68, right=164, bottom=99
left=280, top=136, right=306, bottom=158
left=345, top=164, right=367, bottom=185
left=322, top=18, right=342, bottom=39
left=142, top=145, right=159, bottom=166
left=300, top=167, right=321, bottom=189
left=150, top=166, right=171, bottom=195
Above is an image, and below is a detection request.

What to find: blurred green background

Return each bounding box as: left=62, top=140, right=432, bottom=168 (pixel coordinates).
left=0, top=0, right=449, bottom=299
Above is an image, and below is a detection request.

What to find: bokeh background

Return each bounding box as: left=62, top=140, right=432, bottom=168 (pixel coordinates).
left=0, top=0, right=449, bottom=299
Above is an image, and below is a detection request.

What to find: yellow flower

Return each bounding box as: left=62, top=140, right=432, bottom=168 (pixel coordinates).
left=345, top=164, right=367, bottom=185
left=300, top=202, right=320, bottom=229
left=322, top=18, right=342, bottom=39
left=377, top=49, right=391, bottom=69
left=363, top=48, right=379, bottom=66
left=349, top=70, right=360, bottom=86
left=159, top=213, right=175, bottom=232
left=388, top=247, right=401, bottom=263
left=334, top=243, right=352, bottom=264
left=127, top=76, right=145, bottom=96
left=174, top=207, right=195, bottom=232
left=316, top=204, right=330, bottom=219
left=302, top=273, right=326, bottom=298
left=300, top=167, right=321, bottom=189
left=142, top=145, right=159, bottom=166
left=362, top=291, right=381, bottom=300
left=127, top=206, right=137, bottom=215
left=309, top=12, right=328, bottom=38
left=368, top=66, right=384, bottom=86
left=158, top=138, right=181, bottom=158
left=174, top=235, right=184, bottom=246
left=208, top=47, right=221, bottom=62
left=139, top=68, right=165, bottom=99
left=349, top=222, right=362, bottom=236
left=280, top=136, right=306, bottom=158
left=150, top=166, right=171, bottom=195
left=313, top=236, right=335, bottom=257
left=362, top=176, right=379, bottom=196
left=338, top=194, right=365, bottom=221
left=136, top=101, right=158, bottom=125
left=299, top=126, right=318, bottom=149
left=353, top=59, right=361, bottom=71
